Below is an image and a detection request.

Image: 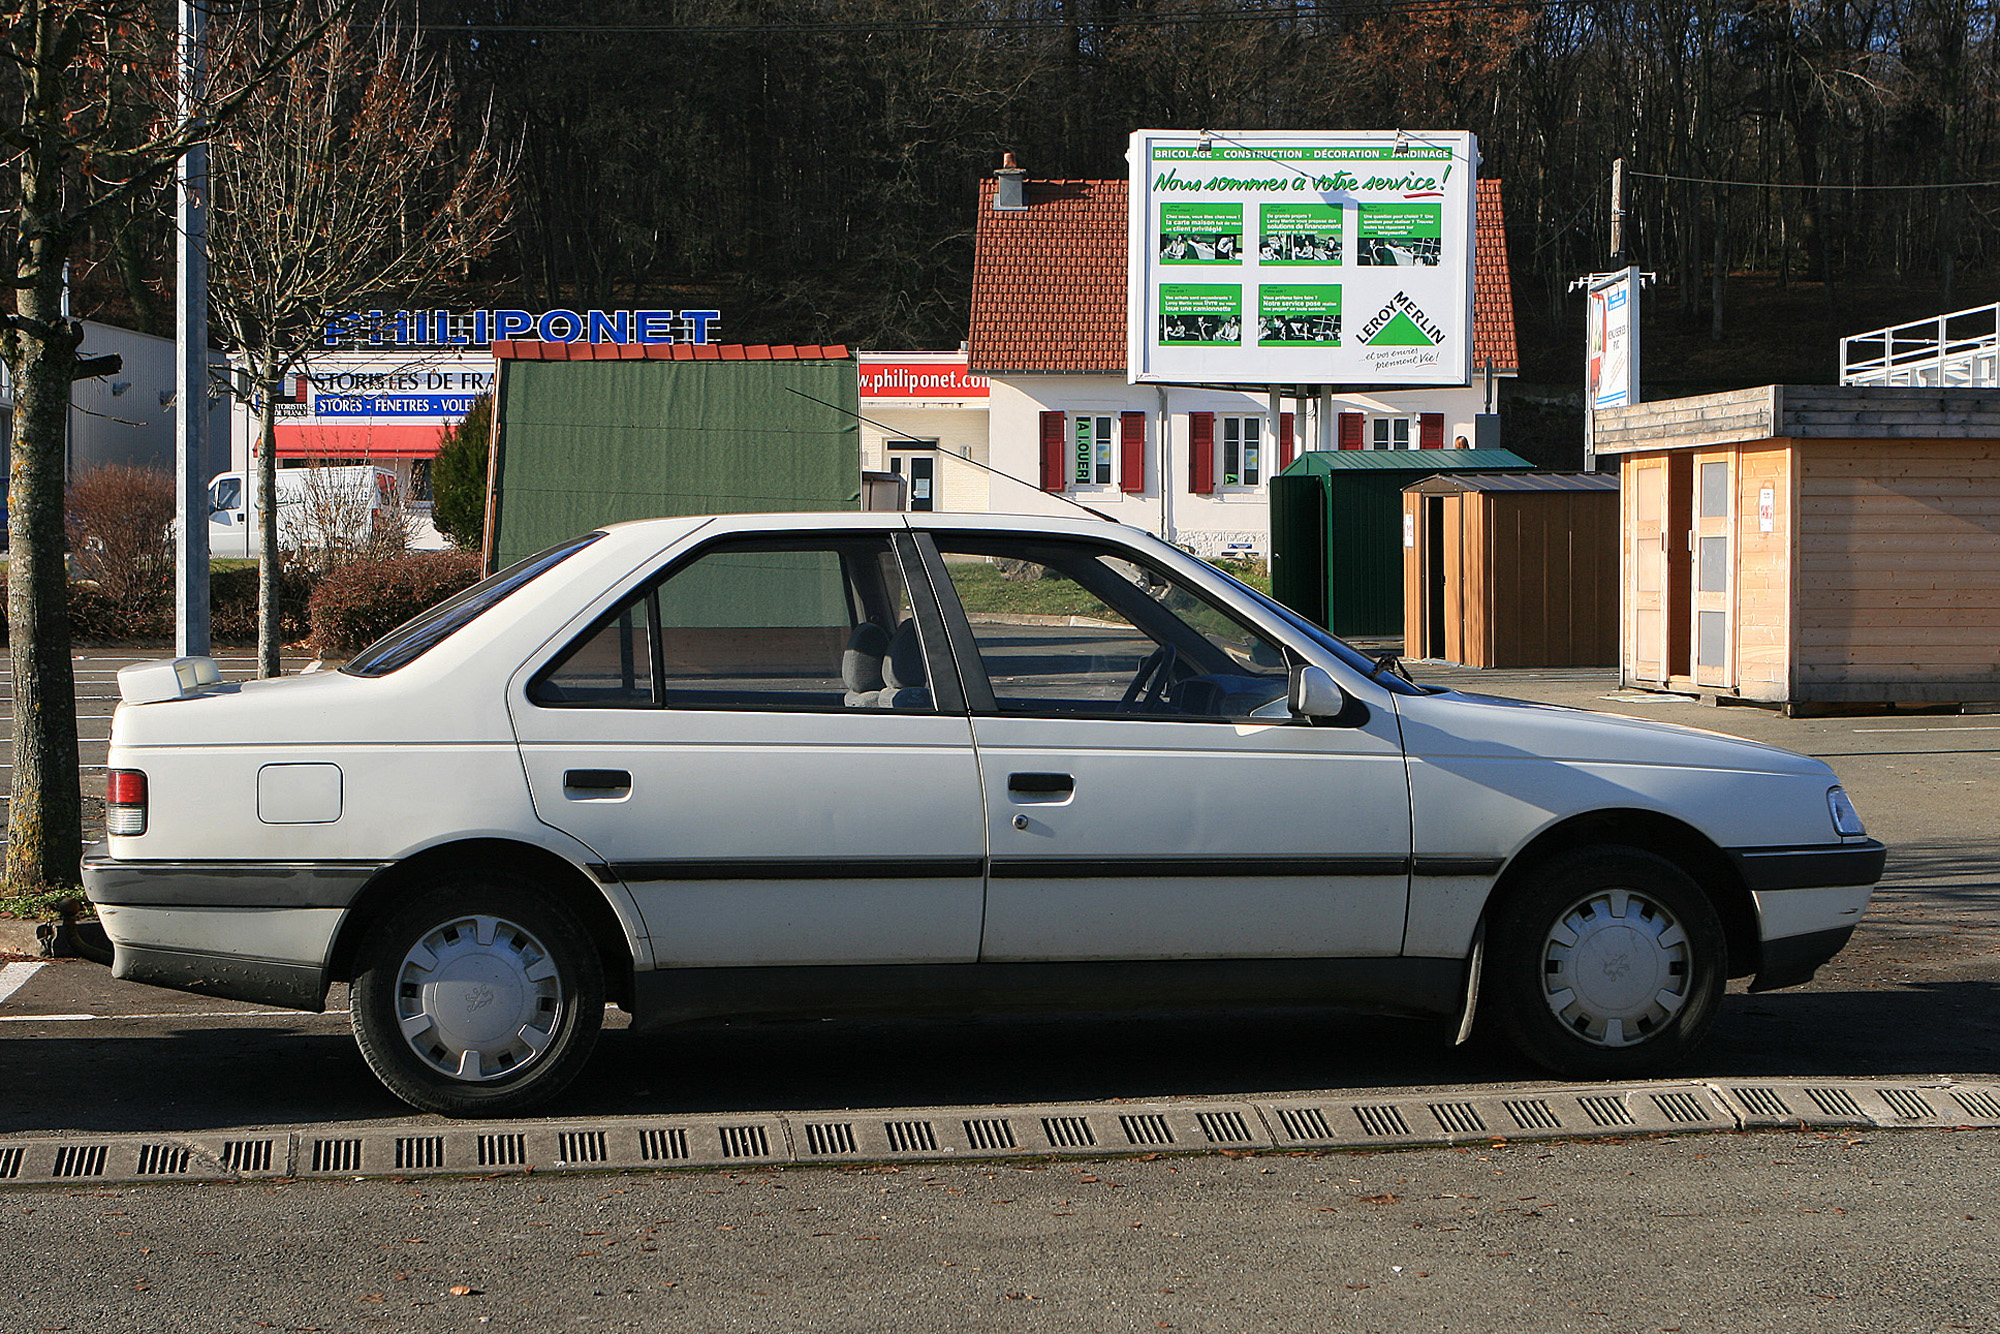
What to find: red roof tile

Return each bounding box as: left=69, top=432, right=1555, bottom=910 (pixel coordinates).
left=968, top=176, right=1519, bottom=376
left=492, top=341, right=851, bottom=361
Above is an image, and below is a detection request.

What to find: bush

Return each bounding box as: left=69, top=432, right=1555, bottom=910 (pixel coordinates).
left=430, top=393, right=491, bottom=551
left=210, top=564, right=320, bottom=647
left=65, top=464, right=175, bottom=634
left=307, top=550, right=482, bottom=658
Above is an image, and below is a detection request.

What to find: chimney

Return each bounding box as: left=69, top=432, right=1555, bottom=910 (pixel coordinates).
left=993, top=152, right=1027, bottom=210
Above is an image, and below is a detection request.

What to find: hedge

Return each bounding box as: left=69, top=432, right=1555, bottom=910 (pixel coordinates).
left=306, top=551, right=483, bottom=659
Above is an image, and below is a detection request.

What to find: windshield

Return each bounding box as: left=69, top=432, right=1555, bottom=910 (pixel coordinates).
left=344, top=533, right=606, bottom=677
left=1215, top=569, right=1434, bottom=697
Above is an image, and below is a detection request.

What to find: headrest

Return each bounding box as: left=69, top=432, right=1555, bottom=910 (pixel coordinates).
left=882, top=619, right=928, bottom=690
left=840, top=621, right=889, bottom=694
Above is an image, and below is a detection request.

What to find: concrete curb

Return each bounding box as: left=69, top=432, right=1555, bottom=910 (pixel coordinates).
left=3, top=1078, right=1996, bottom=1189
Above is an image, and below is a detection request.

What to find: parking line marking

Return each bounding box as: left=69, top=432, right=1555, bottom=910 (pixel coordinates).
left=0, top=1007, right=349, bottom=1023
left=0, top=961, right=45, bottom=1007
left=1851, top=725, right=2000, bottom=733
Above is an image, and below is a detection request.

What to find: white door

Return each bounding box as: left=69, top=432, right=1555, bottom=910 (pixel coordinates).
left=509, top=532, right=987, bottom=967
left=923, top=532, right=1411, bottom=962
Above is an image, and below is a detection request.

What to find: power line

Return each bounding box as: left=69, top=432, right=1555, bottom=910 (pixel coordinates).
left=1628, top=169, right=2000, bottom=192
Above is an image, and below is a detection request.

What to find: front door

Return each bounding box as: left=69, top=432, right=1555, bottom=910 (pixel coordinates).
left=509, top=531, right=987, bottom=967
left=1628, top=459, right=1667, bottom=684
left=1692, top=453, right=1733, bottom=689
left=922, top=532, right=1411, bottom=962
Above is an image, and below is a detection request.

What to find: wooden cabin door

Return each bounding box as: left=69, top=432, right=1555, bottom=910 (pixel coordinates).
left=1628, top=459, right=1668, bottom=683
left=1692, top=454, right=1734, bottom=689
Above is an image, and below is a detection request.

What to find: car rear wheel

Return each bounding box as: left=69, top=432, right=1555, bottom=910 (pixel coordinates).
left=351, top=876, right=604, bottom=1116
left=1486, top=846, right=1726, bottom=1080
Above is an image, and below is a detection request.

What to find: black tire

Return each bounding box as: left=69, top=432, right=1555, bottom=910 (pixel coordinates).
left=1485, top=846, right=1727, bottom=1080
left=350, top=875, right=604, bottom=1117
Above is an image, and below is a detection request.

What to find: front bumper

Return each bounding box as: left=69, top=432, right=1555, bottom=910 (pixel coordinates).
left=1729, top=838, right=1887, bottom=992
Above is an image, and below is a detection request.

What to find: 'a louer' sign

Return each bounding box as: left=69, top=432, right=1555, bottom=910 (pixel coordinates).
left=322, top=308, right=721, bottom=348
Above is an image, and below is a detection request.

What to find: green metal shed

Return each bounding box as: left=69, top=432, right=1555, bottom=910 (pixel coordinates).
left=1270, top=448, right=1533, bottom=636
left=486, top=343, right=858, bottom=568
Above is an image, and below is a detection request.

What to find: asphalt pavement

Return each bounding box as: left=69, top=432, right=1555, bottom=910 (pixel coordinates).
left=3, top=652, right=1998, bottom=1332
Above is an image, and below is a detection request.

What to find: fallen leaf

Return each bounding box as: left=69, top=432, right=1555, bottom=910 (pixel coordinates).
left=448, top=1286, right=481, bottom=1297
left=1357, top=1193, right=1399, bottom=1206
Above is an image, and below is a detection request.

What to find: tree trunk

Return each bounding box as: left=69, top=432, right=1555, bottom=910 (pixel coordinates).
left=5, top=263, right=84, bottom=891
left=257, top=363, right=283, bottom=678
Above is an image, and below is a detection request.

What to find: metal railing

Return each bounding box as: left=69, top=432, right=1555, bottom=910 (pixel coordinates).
left=1842, top=301, right=2000, bottom=387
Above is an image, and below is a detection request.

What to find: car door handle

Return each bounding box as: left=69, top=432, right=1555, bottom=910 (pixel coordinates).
left=564, top=768, right=631, bottom=796
left=1008, top=772, right=1074, bottom=798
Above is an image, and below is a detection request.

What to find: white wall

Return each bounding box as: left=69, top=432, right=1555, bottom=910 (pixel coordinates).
left=859, top=405, right=991, bottom=512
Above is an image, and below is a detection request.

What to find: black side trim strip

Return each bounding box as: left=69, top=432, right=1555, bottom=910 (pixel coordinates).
left=1413, top=857, right=1505, bottom=877
left=83, top=857, right=388, bottom=909
left=609, top=858, right=986, bottom=881
left=1727, top=840, right=1887, bottom=891
left=990, top=857, right=1408, bottom=879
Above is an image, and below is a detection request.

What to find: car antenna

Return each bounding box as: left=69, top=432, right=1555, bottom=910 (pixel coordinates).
left=787, top=387, right=1120, bottom=523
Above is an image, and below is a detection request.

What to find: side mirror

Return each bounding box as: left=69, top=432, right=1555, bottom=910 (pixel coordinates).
left=1288, top=664, right=1346, bottom=718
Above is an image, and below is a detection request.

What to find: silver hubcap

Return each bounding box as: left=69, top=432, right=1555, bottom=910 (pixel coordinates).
left=1540, top=888, right=1691, bottom=1047
left=394, top=913, right=564, bottom=1082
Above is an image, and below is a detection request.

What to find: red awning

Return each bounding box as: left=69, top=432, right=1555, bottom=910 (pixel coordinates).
left=274, top=423, right=447, bottom=460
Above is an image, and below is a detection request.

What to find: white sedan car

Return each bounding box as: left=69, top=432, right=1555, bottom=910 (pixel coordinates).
left=84, top=512, right=1883, bottom=1115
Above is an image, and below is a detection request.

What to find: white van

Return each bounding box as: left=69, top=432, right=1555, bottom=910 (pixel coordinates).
left=207, top=465, right=398, bottom=559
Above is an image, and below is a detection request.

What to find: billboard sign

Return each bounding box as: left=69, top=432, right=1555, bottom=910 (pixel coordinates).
left=859, top=355, right=989, bottom=401
left=1587, top=267, right=1641, bottom=411
left=1127, top=129, right=1477, bottom=388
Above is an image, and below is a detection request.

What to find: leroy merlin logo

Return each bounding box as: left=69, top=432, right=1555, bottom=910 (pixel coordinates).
left=1359, top=291, right=1446, bottom=346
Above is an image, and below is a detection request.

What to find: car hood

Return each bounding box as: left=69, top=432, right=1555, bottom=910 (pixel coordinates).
left=1393, top=688, right=1833, bottom=778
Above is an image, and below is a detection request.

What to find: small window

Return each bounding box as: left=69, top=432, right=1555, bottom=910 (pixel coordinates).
left=534, top=597, right=656, bottom=706
left=1700, top=461, right=1730, bottom=518
left=1072, top=415, right=1114, bottom=486
left=1370, top=417, right=1413, bottom=450
left=1221, top=416, right=1262, bottom=486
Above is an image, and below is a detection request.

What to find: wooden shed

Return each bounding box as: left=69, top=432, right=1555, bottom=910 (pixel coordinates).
left=1595, top=385, right=2000, bottom=710
left=1401, top=472, right=1620, bottom=668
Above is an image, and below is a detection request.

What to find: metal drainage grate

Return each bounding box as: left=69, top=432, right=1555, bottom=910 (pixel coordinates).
left=718, top=1125, right=769, bottom=1159
left=1429, top=1102, right=1486, bottom=1135
left=558, top=1131, right=608, bottom=1164
left=639, top=1128, right=690, bottom=1162
left=1353, top=1104, right=1410, bottom=1138
left=1577, top=1096, right=1635, bottom=1128
left=1119, top=1114, right=1175, bottom=1147
left=136, top=1144, right=191, bottom=1176
left=1651, top=1092, right=1713, bottom=1124
left=0, top=1147, right=20, bottom=1180
left=1041, top=1116, right=1096, bottom=1149
left=1953, top=1090, right=2000, bottom=1120
left=804, top=1123, right=856, bottom=1156
left=1276, top=1107, right=1332, bottom=1141
left=1805, top=1087, right=1864, bottom=1118
left=1731, top=1087, right=1792, bottom=1118
left=477, top=1134, right=525, bottom=1168
left=314, top=1139, right=363, bottom=1173
left=222, top=1140, right=273, bottom=1173
left=885, top=1121, right=938, bottom=1153
left=1196, top=1110, right=1252, bottom=1143
left=1504, top=1099, right=1562, bottom=1131
left=395, top=1136, right=445, bottom=1170
left=1878, top=1088, right=1936, bottom=1121
left=52, top=1144, right=107, bottom=1178
left=964, top=1119, right=1016, bottom=1151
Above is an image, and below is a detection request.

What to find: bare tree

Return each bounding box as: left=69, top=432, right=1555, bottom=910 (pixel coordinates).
left=208, top=0, right=511, bottom=677
left=0, top=1, right=331, bottom=893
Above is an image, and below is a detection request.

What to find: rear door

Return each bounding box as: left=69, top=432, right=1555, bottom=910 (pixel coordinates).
left=509, top=529, right=987, bottom=967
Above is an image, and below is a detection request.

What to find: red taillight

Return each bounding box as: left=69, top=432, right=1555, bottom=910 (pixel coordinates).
left=107, top=769, right=147, bottom=836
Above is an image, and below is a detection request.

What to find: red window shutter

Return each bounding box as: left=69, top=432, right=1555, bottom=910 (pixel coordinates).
left=1337, top=412, right=1364, bottom=450
left=1188, top=412, right=1215, bottom=495
left=1277, top=412, right=1296, bottom=472
left=1420, top=412, right=1445, bottom=449
left=1119, top=411, right=1146, bottom=493
left=1039, top=411, right=1067, bottom=491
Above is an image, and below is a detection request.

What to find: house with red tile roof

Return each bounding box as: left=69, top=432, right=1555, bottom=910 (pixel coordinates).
left=903, top=161, right=1519, bottom=554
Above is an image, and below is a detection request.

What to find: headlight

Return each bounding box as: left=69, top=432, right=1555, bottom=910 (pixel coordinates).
left=1827, top=786, right=1866, bottom=837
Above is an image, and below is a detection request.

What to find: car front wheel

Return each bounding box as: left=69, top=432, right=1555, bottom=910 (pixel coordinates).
left=351, top=876, right=604, bottom=1116
left=1486, top=846, right=1726, bottom=1080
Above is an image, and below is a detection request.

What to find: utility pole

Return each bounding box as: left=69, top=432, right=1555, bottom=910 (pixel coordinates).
left=175, top=0, right=212, bottom=658
left=1573, top=158, right=1650, bottom=472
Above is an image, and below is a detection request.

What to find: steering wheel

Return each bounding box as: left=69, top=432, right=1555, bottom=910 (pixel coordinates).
left=1118, top=643, right=1178, bottom=711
